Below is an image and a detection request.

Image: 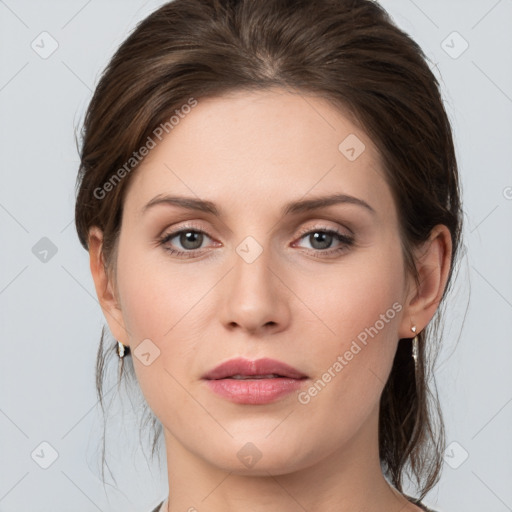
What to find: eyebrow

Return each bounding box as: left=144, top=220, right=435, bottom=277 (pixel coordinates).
left=141, top=193, right=376, bottom=217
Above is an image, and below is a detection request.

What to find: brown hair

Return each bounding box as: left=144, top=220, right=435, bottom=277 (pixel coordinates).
left=74, top=0, right=463, bottom=500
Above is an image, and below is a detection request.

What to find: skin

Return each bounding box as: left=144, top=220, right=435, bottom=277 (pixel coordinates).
left=89, top=87, right=452, bottom=512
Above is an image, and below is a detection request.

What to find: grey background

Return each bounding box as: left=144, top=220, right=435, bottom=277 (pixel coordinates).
left=1, top=0, right=511, bottom=511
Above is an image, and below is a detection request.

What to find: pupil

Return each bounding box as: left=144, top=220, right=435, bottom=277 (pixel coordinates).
left=181, top=231, right=202, bottom=250
left=310, top=232, right=332, bottom=250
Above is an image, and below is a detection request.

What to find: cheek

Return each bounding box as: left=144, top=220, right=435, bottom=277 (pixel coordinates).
left=292, top=245, right=404, bottom=407
left=115, top=242, right=217, bottom=402
left=114, top=246, right=202, bottom=420
left=116, top=241, right=205, bottom=341
left=294, top=244, right=405, bottom=346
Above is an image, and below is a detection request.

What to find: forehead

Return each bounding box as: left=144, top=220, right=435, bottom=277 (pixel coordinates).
left=123, top=87, right=395, bottom=223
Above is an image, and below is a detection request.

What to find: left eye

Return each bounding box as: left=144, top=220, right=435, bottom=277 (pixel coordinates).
left=294, top=229, right=353, bottom=251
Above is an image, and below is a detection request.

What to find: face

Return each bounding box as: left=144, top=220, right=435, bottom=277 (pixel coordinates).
left=105, top=87, right=415, bottom=475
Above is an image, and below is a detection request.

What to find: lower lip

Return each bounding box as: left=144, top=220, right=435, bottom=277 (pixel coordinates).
left=204, top=377, right=306, bottom=404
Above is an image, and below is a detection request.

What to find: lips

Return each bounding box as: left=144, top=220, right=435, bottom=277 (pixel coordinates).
left=202, top=357, right=308, bottom=405
left=202, top=357, right=308, bottom=381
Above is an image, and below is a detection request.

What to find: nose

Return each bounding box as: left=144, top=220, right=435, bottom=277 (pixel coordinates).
left=218, top=242, right=291, bottom=336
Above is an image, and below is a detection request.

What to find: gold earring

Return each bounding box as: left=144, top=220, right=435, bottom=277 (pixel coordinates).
left=411, top=325, right=418, bottom=370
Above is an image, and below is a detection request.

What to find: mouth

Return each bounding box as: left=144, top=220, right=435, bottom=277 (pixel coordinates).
left=202, top=358, right=308, bottom=405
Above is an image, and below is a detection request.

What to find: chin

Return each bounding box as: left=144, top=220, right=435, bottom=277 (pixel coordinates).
left=200, top=437, right=313, bottom=476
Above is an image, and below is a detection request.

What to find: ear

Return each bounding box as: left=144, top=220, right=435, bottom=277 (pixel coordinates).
left=88, top=226, right=130, bottom=346
left=398, top=224, right=453, bottom=339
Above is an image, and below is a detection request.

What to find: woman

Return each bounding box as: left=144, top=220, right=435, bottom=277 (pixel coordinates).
left=74, top=0, right=463, bottom=510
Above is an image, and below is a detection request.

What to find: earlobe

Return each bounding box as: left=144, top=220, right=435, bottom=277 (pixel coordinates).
left=87, top=226, right=129, bottom=346
left=399, top=224, right=452, bottom=338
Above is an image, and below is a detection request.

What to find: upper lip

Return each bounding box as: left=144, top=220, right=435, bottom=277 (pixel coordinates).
left=202, top=357, right=308, bottom=380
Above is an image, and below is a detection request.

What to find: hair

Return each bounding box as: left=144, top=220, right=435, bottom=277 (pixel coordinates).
left=74, top=0, right=463, bottom=502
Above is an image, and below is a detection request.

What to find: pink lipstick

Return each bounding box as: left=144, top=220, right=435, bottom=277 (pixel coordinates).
left=202, top=357, right=308, bottom=405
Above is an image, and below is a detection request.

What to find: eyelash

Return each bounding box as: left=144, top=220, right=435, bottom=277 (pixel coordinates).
left=157, top=223, right=355, bottom=259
